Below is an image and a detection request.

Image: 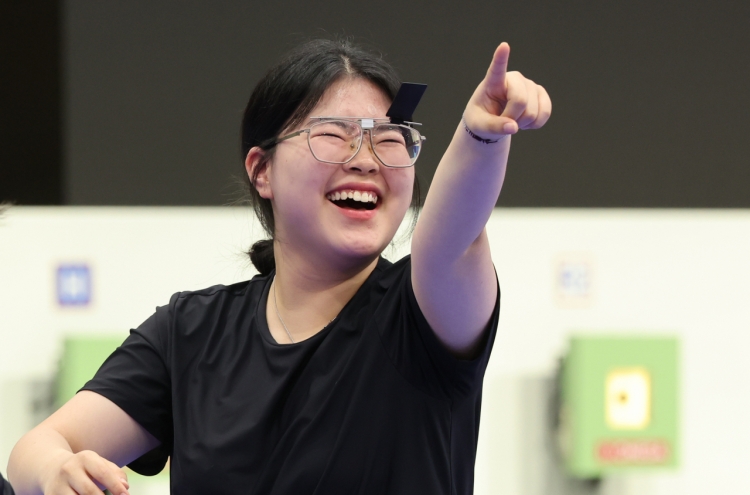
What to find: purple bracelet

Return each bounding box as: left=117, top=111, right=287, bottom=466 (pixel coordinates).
left=463, top=120, right=500, bottom=144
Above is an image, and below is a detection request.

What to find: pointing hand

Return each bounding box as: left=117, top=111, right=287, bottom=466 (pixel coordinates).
left=463, top=43, right=552, bottom=140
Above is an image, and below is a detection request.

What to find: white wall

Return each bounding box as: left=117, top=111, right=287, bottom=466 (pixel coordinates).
left=1, top=207, right=749, bottom=494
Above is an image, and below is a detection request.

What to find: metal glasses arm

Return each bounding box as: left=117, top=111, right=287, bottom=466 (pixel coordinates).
left=259, top=129, right=310, bottom=150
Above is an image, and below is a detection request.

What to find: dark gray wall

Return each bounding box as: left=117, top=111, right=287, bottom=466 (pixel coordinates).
left=1, top=0, right=61, bottom=205
left=20, top=1, right=750, bottom=206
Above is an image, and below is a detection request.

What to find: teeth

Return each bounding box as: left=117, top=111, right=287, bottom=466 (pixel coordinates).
left=326, top=190, right=379, bottom=204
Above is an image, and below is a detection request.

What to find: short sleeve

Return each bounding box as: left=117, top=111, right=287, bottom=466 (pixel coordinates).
left=374, top=257, right=499, bottom=401
left=81, top=297, right=176, bottom=475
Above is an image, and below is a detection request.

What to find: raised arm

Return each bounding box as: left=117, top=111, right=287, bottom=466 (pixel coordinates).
left=8, top=391, right=159, bottom=495
left=411, top=43, right=551, bottom=357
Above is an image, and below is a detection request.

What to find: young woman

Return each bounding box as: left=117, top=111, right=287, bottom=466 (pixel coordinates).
left=8, top=39, right=550, bottom=495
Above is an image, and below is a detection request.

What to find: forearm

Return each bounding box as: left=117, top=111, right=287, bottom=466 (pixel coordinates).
left=8, top=426, right=75, bottom=495
left=414, top=43, right=550, bottom=264
left=413, top=121, right=510, bottom=263
left=409, top=43, right=550, bottom=354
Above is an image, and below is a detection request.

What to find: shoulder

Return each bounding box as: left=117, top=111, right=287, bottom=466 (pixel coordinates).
left=168, top=275, right=269, bottom=312
left=146, top=275, right=271, bottom=339
left=128, top=275, right=273, bottom=363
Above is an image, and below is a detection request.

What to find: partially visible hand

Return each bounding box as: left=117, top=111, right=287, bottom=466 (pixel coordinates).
left=42, top=450, right=130, bottom=495
left=463, top=42, right=552, bottom=140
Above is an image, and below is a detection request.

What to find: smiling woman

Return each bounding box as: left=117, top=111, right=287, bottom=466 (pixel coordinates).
left=8, top=38, right=550, bottom=495
left=240, top=40, right=423, bottom=277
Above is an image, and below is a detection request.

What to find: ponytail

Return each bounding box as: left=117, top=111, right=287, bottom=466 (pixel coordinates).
left=249, top=239, right=275, bottom=276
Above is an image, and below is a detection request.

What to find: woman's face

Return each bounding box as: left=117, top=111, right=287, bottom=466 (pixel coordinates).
left=258, top=78, right=415, bottom=268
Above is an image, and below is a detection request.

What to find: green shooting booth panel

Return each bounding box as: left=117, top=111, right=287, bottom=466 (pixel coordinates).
left=56, top=335, right=126, bottom=408
left=559, top=335, right=680, bottom=478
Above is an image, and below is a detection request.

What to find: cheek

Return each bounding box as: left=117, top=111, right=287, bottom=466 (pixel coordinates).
left=389, top=169, right=416, bottom=209
left=270, top=150, right=325, bottom=194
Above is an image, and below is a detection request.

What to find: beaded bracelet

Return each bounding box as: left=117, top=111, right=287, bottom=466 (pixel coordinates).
left=463, top=119, right=500, bottom=144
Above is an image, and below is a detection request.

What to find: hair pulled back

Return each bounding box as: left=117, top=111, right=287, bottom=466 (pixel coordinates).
left=242, top=39, right=420, bottom=276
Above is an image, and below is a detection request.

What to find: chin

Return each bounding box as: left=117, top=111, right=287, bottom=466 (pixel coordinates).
left=330, top=235, right=389, bottom=262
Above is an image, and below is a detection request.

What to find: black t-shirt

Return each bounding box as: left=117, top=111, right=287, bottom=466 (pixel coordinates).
left=84, top=256, right=499, bottom=494
left=1, top=472, right=14, bottom=495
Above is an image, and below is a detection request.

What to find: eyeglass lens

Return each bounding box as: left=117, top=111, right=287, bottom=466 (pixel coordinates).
left=308, top=120, right=421, bottom=167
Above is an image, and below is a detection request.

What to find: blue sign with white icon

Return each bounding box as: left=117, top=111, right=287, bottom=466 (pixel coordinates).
left=57, top=264, right=92, bottom=306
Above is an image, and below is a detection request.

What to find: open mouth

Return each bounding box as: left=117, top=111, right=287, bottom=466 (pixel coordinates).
left=326, top=190, right=378, bottom=211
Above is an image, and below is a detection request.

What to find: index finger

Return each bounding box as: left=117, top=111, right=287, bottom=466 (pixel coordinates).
left=485, top=42, right=511, bottom=89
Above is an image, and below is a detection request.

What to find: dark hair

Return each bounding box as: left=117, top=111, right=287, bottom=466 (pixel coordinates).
left=241, top=39, right=422, bottom=276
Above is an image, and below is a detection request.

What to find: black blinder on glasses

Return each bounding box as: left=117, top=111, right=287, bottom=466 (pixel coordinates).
left=386, top=83, right=427, bottom=125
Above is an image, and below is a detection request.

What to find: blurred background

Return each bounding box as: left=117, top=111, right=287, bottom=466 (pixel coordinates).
left=1, top=1, right=749, bottom=494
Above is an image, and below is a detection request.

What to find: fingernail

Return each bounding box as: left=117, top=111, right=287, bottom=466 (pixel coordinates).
left=120, top=478, right=130, bottom=488
left=503, top=123, right=516, bottom=134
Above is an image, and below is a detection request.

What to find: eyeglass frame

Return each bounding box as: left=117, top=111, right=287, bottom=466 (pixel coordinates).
left=258, top=117, right=427, bottom=168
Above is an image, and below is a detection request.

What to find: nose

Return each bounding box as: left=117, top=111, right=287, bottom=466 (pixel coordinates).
left=344, top=130, right=380, bottom=175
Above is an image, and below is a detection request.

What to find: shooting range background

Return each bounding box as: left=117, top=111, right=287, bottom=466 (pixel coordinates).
left=2, top=1, right=750, bottom=494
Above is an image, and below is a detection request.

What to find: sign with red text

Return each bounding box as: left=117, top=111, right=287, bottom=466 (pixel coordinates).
left=597, top=440, right=670, bottom=464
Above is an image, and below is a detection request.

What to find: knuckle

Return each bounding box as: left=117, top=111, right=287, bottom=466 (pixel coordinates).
left=92, top=466, right=111, bottom=481
left=540, top=86, right=552, bottom=102
left=59, top=460, right=76, bottom=477
left=519, top=116, right=536, bottom=128
left=88, top=465, right=106, bottom=481
left=78, top=449, right=97, bottom=462
left=81, top=450, right=109, bottom=478
left=79, top=449, right=97, bottom=461
left=517, top=110, right=534, bottom=122
left=60, top=453, right=84, bottom=475
left=511, top=94, right=529, bottom=109
left=533, top=112, right=552, bottom=129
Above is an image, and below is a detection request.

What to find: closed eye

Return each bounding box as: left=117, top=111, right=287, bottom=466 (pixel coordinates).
left=317, top=132, right=347, bottom=140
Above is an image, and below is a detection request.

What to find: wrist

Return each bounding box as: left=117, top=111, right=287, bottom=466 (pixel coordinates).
left=463, top=119, right=499, bottom=144
left=461, top=117, right=511, bottom=145
left=38, top=449, right=75, bottom=492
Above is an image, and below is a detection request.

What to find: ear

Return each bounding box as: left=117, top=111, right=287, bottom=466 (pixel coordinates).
left=245, top=147, right=273, bottom=200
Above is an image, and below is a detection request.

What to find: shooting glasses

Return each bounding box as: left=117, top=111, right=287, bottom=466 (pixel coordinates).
left=260, top=83, right=428, bottom=168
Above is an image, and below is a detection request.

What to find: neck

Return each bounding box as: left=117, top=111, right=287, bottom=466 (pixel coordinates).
left=267, top=240, right=380, bottom=343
